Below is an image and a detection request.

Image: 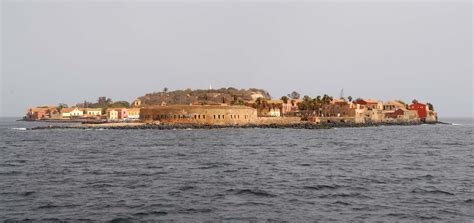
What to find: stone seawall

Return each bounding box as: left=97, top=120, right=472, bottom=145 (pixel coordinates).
left=28, top=121, right=428, bottom=131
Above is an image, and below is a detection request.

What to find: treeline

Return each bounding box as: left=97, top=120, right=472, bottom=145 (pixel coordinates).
left=53, top=97, right=131, bottom=112
left=253, top=92, right=337, bottom=114
left=76, top=97, right=130, bottom=109
left=138, top=87, right=272, bottom=106
left=254, top=90, right=435, bottom=112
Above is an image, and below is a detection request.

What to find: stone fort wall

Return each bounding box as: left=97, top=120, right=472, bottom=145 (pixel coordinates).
left=255, top=117, right=301, bottom=125
left=140, top=105, right=258, bottom=125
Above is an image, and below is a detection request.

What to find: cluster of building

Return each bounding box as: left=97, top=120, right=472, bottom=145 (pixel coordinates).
left=247, top=98, right=437, bottom=124
left=26, top=106, right=141, bottom=121
left=139, top=98, right=437, bottom=125
left=26, top=97, right=437, bottom=125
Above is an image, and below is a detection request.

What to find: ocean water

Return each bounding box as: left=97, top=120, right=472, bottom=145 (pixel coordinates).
left=0, top=117, right=473, bottom=222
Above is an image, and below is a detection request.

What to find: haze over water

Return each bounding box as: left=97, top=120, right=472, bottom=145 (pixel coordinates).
left=0, top=118, right=472, bottom=221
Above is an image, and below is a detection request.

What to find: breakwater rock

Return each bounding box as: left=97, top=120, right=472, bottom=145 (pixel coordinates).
left=28, top=121, right=430, bottom=131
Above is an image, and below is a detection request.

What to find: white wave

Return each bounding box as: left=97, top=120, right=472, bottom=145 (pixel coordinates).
left=451, top=123, right=463, bottom=126
left=11, top=127, right=27, bottom=130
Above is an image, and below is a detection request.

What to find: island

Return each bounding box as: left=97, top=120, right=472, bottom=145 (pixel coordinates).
left=23, top=87, right=439, bottom=130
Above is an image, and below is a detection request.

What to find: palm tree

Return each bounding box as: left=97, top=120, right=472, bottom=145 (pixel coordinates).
left=57, top=103, right=68, bottom=112
left=255, top=97, right=266, bottom=109
left=310, top=98, right=319, bottom=111
left=315, top=96, right=322, bottom=104
left=322, top=94, right=332, bottom=104
left=300, top=95, right=311, bottom=110
left=303, top=95, right=311, bottom=103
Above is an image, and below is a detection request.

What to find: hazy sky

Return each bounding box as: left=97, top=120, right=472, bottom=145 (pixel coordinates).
left=1, top=1, right=472, bottom=117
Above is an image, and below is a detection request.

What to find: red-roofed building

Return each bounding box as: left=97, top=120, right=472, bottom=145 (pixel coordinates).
left=26, top=108, right=50, bottom=120
left=409, top=102, right=428, bottom=120
left=385, top=108, right=406, bottom=119
left=354, top=99, right=382, bottom=110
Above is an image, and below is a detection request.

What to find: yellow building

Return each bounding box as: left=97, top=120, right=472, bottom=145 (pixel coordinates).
left=61, top=107, right=83, bottom=118
left=127, top=108, right=140, bottom=120
left=132, top=99, right=142, bottom=108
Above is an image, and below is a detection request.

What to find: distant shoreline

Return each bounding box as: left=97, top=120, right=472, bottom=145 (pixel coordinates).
left=25, top=121, right=440, bottom=131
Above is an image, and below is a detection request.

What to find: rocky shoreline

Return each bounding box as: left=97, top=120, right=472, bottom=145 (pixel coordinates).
left=27, top=121, right=437, bottom=130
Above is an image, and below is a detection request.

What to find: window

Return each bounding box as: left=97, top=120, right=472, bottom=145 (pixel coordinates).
left=214, top=115, right=216, bottom=119
left=222, top=115, right=225, bottom=119
left=203, top=115, right=206, bottom=119
left=194, top=115, right=197, bottom=119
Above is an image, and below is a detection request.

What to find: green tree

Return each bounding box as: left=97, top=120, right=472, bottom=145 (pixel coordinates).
left=322, top=94, right=332, bottom=104
left=315, top=96, right=322, bottom=104
left=254, top=97, right=264, bottom=109
left=288, top=91, right=301, bottom=99
left=109, top=101, right=130, bottom=108
left=98, top=97, right=113, bottom=107
left=235, top=99, right=245, bottom=106
left=347, top=96, right=353, bottom=102
left=57, top=103, right=68, bottom=111
left=427, top=102, right=434, bottom=111
left=163, top=87, right=168, bottom=93
left=299, top=95, right=312, bottom=110
left=412, top=99, right=419, bottom=104
left=280, top=96, right=289, bottom=104
left=253, top=97, right=268, bottom=115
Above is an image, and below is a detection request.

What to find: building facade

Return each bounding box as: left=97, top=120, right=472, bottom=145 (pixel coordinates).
left=83, top=108, right=103, bottom=116
left=61, top=107, right=83, bottom=118
left=132, top=99, right=142, bottom=108
left=140, top=105, right=257, bottom=125
left=26, top=108, right=50, bottom=120
left=127, top=108, right=140, bottom=120
left=116, top=108, right=128, bottom=120
left=409, top=102, right=428, bottom=120
left=355, top=99, right=383, bottom=110
left=321, top=100, right=356, bottom=118
left=107, top=109, right=119, bottom=120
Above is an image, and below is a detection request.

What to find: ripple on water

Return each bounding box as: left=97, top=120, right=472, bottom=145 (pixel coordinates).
left=1, top=118, right=473, bottom=221
left=411, top=188, right=455, bottom=196
left=303, top=184, right=341, bottom=190
left=228, top=188, right=277, bottom=197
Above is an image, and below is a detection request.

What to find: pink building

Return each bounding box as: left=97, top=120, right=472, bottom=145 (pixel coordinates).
left=116, top=108, right=129, bottom=119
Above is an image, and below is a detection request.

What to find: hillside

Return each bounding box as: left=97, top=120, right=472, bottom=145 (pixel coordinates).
left=138, top=88, right=272, bottom=106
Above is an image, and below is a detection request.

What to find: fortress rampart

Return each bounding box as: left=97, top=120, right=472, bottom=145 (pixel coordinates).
left=140, top=105, right=257, bottom=125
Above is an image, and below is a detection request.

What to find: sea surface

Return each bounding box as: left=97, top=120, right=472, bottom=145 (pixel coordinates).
left=0, top=117, right=473, bottom=222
